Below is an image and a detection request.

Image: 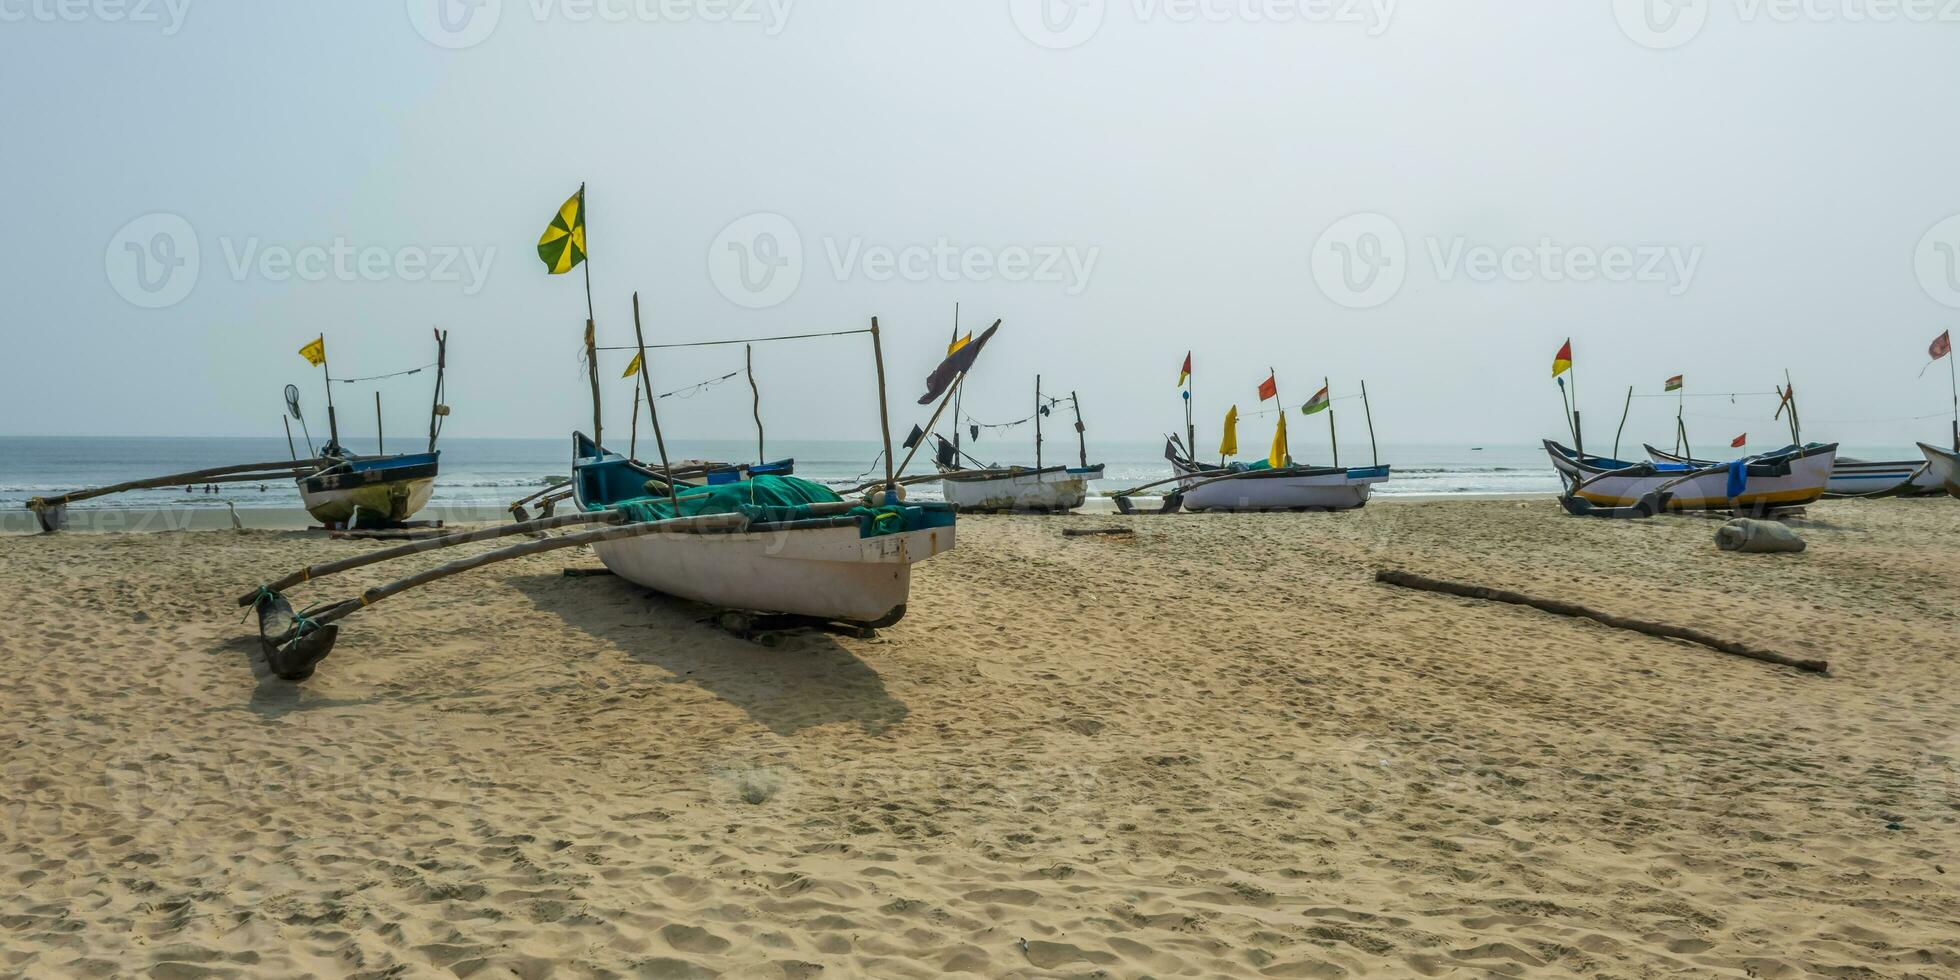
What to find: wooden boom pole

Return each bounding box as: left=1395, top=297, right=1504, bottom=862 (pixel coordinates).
left=631, top=292, right=682, bottom=510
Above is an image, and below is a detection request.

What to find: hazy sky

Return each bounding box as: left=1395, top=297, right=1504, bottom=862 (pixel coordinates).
left=4, top=0, right=1958, bottom=452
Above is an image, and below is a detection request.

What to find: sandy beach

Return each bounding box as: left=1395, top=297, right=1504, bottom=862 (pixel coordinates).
left=2, top=497, right=1956, bottom=978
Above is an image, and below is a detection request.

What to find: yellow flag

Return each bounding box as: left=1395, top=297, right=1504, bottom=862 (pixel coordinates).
left=537, top=186, right=587, bottom=275
left=1268, top=411, right=1288, bottom=468
left=1219, top=405, right=1238, bottom=457
left=621, top=351, right=642, bottom=379
left=298, top=336, right=326, bottom=367
left=947, top=332, right=972, bottom=356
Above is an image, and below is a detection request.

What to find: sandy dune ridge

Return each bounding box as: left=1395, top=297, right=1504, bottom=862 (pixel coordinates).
left=1, top=498, right=1956, bottom=977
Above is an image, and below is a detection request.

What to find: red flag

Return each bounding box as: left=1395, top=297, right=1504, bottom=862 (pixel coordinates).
left=1257, top=373, right=1278, bottom=401
left=1178, top=352, right=1192, bottom=387
left=1731, top=433, right=1747, bottom=448
left=1933, top=330, right=1953, bottom=360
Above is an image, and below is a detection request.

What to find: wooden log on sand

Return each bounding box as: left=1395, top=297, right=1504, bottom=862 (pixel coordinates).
left=1374, top=569, right=1829, bottom=675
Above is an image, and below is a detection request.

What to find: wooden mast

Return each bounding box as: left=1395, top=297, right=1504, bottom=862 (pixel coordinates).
left=580, top=183, right=601, bottom=450
left=320, top=333, right=340, bottom=449
left=1323, top=375, right=1337, bottom=467
left=1611, top=385, right=1632, bottom=459
left=374, top=391, right=384, bottom=455
left=1034, top=374, right=1043, bottom=471
left=1360, top=379, right=1378, bottom=468
left=870, top=317, right=897, bottom=495
left=426, top=328, right=447, bottom=453
left=1071, top=390, right=1087, bottom=468
left=630, top=292, right=681, bottom=510
left=747, top=343, right=764, bottom=464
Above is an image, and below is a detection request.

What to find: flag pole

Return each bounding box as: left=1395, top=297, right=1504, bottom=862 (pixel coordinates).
left=950, top=303, right=963, bottom=457
left=1071, top=390, right=1088, bottom=468
left=1556, top=378, right=1575, bottom=450
left=1185, top=353, right=1196, bottom=458
left=1034, top=374, right=1044, bottom=471
left=630, top=292, right=680, bottom=511
left=1360, top=379, right=1378, bottom=468
left=1948, top=338, right=1958, bottom=450
left=1570, top=343, right=1584, bottom=461
left=580, top=183, right=602, bottom=451
left=1324, top=375, right=1338, bottom=468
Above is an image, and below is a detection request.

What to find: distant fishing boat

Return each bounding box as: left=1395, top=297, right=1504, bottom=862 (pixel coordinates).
left=935, top=374, right=1103, bottom=513
left=1644, top=444, right=1940, bottom=498
left=1917, top=442, right=1960, bottom=498
left=1547, top=440, right=1836, bottom=514
left=289, top=331, right=450, bottom=528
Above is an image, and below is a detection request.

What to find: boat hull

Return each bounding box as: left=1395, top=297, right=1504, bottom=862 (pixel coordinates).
left=298, top=452, right=439, bottom=526
left=572, top=433, right=954, bottom=624
left=1551, top=441, right=1834, bottom=510
left=1174, top=460, right=1390, bottom=511
left=939, top=465, right=1102, bottom=512
left=1917, top=443, right=1960, bottom=499
left=1646, top=444, right=1940, bottom=497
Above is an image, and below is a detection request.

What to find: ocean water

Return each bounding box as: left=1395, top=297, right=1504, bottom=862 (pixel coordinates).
left=0, top=435, right=1935, bottom=513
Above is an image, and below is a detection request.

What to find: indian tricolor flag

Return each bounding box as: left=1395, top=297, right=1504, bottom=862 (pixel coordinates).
left=1664, top=375, right=1683, bottom=392
left=1300, top=385, right=1330, bottom=416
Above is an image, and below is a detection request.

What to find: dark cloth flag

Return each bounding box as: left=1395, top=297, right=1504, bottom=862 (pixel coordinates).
left=1933, top=330, right=1952, bottom=361
left=902, top=424, right=925, bottom=450
left=918, top=322, right=1000, bottom=405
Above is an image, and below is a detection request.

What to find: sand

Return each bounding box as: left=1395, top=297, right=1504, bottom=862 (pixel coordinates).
left=1, top=497, right=1956, bottom=978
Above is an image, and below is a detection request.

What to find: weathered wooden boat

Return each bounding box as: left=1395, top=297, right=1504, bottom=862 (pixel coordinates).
left=1917, top=442, right=1960, bottom=498
left=298, top=450, right=440, bottom=526
left=1548, top=440, right=1836, bottom=513
left=934, top=372, right=1103, bottom=513
left=573, top=433, right=953, bottom=626
left=1645, top=444, right=1940, bottom=498
left=939, top=463, right=1103, bottom=512
left=1169, top=452, right=1390, bottom=511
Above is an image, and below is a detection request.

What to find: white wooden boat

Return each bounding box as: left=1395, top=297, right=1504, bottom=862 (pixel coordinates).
left=572, top=434, right=954, bottom=626
left=1646, top=444, right=1940, bottom=498
left=938, top=463, right=1102, bottom=512
left=1170, top=456, right=1390, bottom=511
left=1917, top=442, right=1960, bottom=498
left=1548, top=440, right=1835, bottom=512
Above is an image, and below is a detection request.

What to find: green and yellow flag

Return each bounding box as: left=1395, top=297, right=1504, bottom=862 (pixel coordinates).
left=537, top=185, right=587, bottom=275
left=1219, top=405, right=1238, bottom=457
left=621, top=351, right=642, bottom=379
left=1268, top=411, right=1289, bottom=468
left=298, top=335, right=326, bottom=367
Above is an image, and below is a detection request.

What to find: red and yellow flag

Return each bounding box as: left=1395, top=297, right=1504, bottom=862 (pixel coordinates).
left=1177, top=352, right=1191, bottom=387
left=1552, top=339, right=1573, bottom=378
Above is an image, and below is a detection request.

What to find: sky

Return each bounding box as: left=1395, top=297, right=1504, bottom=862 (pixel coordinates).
left=3, top=0, right=1958, bottom=452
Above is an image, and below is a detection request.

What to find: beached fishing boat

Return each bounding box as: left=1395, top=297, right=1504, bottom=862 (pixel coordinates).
left=572, top=433, right=953, bottom=625
left=290, top=331, right=451, bottom=528
left=1644, top=444, right=1939, bottom=498
left=931, top=365, right=1103, bottom=513
left=1165, top=443, right=1389, bottom=511
left=1547, top=440, right=1836, bottom=513
left=1917, top=442, right=1960, bottom=498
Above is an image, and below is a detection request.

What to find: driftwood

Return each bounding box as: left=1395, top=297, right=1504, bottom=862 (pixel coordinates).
left=1374, top=569, right=1829, bottom=675
left=1062, top=527, right=1134, bottom=538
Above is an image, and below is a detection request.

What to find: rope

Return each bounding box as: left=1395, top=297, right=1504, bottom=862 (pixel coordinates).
left=830, top=449, right=888, bottom=486
left=596, top=327, right=871, bottom=352
left=657, top=371, right=741, bottom=399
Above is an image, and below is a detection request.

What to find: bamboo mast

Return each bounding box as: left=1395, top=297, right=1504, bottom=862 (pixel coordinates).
left=870, top=317, right=897, bottom=495
left=1950, top=338, right=1959, bottom=450
left=1185, top=353, right=1196, bottom=458
left=630, top=292, right=681, bottom=510
left=950, top=303, right=963, bottom=457
left=747, top=343, right=764, bottom=463
left=320, top=334, right=340, bottom=450
left=1569, top=341, right=1583, bottom=461
left=1360, top=379, right=1378, bottom=468
left=374, top=391, right=384, bottom=454
left=426, top=328, right=448, bottom=453
left=1611, top=385, right=1632, bottom=459
left=1034, top=374, right=1044, bottom=471
left=1324, top=376, right=1338, bottom=467
left=1071, top=390, right=1087, bottom=468
left=628, top=384, right=640, bottom=461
